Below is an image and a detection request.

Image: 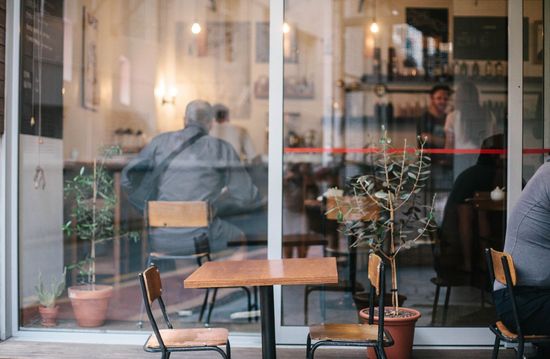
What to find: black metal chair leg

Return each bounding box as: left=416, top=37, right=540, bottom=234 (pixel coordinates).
left=378, top=345, right=388, bottom=359
left=226, top=340, right=231, bottom=359
left=239, top=286, right=252, bottom=322
left=442, top=286, right=451, bottom=324
left=206, top=288, right=219, bottom=325
left=306, top=334, right=311, bottom=359
left=431, top=284, right=441, bottom=324
left=198, top=288, right=210, bottom=323
left=516, top=341, right=524, bottom=359
left=492, top=335, right=500, bottom=359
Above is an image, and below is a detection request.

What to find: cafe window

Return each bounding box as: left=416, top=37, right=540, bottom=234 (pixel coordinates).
left=19, top=0, right=269, bottom=332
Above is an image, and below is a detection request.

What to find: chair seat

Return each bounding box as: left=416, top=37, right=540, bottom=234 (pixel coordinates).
left=309, top=323, right=387, bottom=342
left=493, top=321, right=550, bottom=342
left=145, top=328, right=228, bottom=349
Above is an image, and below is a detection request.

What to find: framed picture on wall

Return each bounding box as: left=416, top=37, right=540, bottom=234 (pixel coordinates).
left=82, top=7, right=99, bottom=111
left=534, top=20, right=543, bottom=64
left=256, top=22, right=298, bottom=63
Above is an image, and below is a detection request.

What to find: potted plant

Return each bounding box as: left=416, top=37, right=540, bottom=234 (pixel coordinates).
left=328, top=127, right=436, bottom=359
left=35, top=270, right=66, bottom=327
left=63, top=146, right=139, bottom=327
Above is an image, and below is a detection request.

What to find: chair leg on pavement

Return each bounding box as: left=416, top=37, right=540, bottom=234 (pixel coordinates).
left=492, top=336, right=500, bottom=359
left=226, top=340, right=231, bottom=359
left=516, top=341, right=524, bottom=359
left=431, top=284, right=441, bottom=324
left=442, top=286, right=451, bottom=324
left=306, top=334, right=311, bottom=359
left=206, top=288, right=218, bottom=325
left=378, top=345, right=387, bottom=359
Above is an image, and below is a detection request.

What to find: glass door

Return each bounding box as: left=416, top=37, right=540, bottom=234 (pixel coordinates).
left=276, top=0, right=520, bottom=345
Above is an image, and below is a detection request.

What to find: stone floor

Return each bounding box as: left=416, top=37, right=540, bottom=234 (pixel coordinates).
left=0, top=340, right=517, bottom=358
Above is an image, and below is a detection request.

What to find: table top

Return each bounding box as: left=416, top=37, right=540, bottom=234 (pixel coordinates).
left=184, top=257, right=338, bottom=288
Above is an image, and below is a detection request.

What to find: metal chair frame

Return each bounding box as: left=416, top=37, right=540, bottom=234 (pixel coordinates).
left=485, top=248, right=550, bottom=359
left=306, top=253, right=394, bottom=359
left=138, top=201, right=254, bottom=328
left=139, top=265, right=231, bottom=359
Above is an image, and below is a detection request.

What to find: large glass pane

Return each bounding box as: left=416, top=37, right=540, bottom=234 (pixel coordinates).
left=523, top=0, right=546, bottom=180
left=19, top=0, right=268, bottom=332
left=282, top=0, right=508, bottom=327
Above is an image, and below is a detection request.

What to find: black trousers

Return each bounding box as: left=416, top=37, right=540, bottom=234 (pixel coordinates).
left=494, top=286, right=550, bottom=357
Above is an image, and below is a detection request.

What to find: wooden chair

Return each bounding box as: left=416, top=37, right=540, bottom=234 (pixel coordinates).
left=306, top=253, right=393, bottom=359
left=485, top=248, right=550, bottom=358
left=139, top=265, right=231, bottom=359
left=139, top=201, right=253, bottom=327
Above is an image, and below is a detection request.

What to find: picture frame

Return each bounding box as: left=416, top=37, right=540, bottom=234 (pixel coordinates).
left=82, top=6, right=99, bottom=111
left=534, top=20, right=543, bottom=64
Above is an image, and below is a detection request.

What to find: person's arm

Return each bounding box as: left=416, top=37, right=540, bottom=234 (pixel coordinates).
left=120, top=140, right=157, bottom=192
left=444, top=112, right=455, bottom=149
left=214, top=144, right=262, bottom=216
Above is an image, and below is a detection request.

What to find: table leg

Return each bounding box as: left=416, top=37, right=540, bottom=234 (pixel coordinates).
left=259, top=285, right=276, bottom=359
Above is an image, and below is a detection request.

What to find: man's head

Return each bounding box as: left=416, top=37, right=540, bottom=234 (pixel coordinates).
left=184, top=100, right=213, bottom=131
left=212, top=103, right=229, bottom=123
left=429, top=85, right=451, bottom=117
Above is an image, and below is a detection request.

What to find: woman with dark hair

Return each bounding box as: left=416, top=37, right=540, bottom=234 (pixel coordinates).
left=444, top=81, right=497, bottom=178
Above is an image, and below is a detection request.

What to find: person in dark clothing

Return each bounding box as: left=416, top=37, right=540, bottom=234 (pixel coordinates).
left=438, top=134, right=506, bottom=273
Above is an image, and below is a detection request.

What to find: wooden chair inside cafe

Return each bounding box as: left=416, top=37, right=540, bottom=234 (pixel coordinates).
left=139, top=201, right=254, bottom=327
left=306, top=252, right=394, bottom=359
left=485, top=248, right=550, bottom=359
left=139, top=264, right=231, bottom=359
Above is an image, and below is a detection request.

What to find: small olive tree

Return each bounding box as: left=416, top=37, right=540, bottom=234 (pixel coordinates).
left=329, top=128, right=436, bottom=314
left=63, top=146, right=139, bottom=286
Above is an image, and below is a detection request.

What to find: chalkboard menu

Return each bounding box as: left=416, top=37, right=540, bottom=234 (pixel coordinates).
left=454, top=16, right=529, bottom=61
left=20, top=0, right=63, bottom=139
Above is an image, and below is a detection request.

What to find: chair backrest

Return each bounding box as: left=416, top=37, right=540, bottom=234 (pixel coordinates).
left=486, top=248, right=517, bottom=286
left=485, top=248, right=522, bottom=338
left=366, top=252, right=386, bottom=344
left=139, top=265, right=173, bottom=350
left=368, top=252, right=382, bottom=296
left=146, top=201, right=210, bottom=228
left=325, top=196, right=379, bottom=221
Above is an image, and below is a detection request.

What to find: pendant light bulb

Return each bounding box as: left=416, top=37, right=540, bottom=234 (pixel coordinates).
left=191, top=22, right=202, bottom=34
left=370, top=21, right=379, bottom=34
left=282, top=22, right=290, bottom=34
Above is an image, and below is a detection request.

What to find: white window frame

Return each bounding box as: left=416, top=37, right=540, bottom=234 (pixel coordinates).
left=0, top=0, right=528, bottom=347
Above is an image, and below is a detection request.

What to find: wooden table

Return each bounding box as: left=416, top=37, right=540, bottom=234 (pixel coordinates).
left=184, top=257, right=338, bottom=359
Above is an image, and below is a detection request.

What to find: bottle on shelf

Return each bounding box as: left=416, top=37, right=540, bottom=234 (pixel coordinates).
left=485, top=61, right=494, bottom=78
left=495, top=61, right=504, bottom=77
left=459, top=62, right=468, bottom=77
left=472, top=62, right=480, bottom=78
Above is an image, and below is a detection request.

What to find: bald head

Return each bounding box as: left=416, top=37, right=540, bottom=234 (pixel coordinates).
left=184, top=100, right=213, bottom=131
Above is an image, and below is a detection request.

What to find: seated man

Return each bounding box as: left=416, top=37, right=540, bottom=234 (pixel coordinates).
left=121, top=100, right=261, bottom=254
left=493, top=162, right=550, bottom=357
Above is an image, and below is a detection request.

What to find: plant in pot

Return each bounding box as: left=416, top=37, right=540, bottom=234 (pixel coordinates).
left=328, top=128, right=436, bottom=359
left=35, top=269, right=66, bottom=327
left=63, top=146, right=139, bottom=327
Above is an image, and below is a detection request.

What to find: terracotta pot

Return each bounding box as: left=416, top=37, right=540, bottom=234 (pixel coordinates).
left=68, top=285, right=113, bottom=327
left=38, top=305, right=59, bottom=327
left=359, top=307, right=421, bottom=359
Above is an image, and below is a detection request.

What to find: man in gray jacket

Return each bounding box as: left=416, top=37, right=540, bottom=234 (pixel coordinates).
left=494, top=162, right=550, bottom=357
left=122, top=100, right=261, bottom=254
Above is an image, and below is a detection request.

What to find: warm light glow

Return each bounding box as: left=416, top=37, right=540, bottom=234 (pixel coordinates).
left=282, top=22, right=290, bottom=34
left=191, top=22, right=202, bottom=34
left=370, top=21, right=379, bottom=33
left=168, top=86, right=178, bottom=98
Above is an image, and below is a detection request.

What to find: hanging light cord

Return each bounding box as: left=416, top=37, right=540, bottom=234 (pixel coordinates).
left=32, top=0, right=46, bottom=190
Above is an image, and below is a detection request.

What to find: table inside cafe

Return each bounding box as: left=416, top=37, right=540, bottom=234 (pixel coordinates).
left=184, top=257, right=338, bottom=359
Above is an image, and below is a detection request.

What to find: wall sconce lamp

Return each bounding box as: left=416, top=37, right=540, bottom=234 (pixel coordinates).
left=156, top=85, right=178, bottom=105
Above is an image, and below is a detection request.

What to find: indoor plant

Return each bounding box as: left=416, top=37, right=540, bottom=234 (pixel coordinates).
left=63, top=146, right=139, bottom=327
left=328, top=127, right=436, bottom=359
left=35, top=269, right=66, bottom=327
